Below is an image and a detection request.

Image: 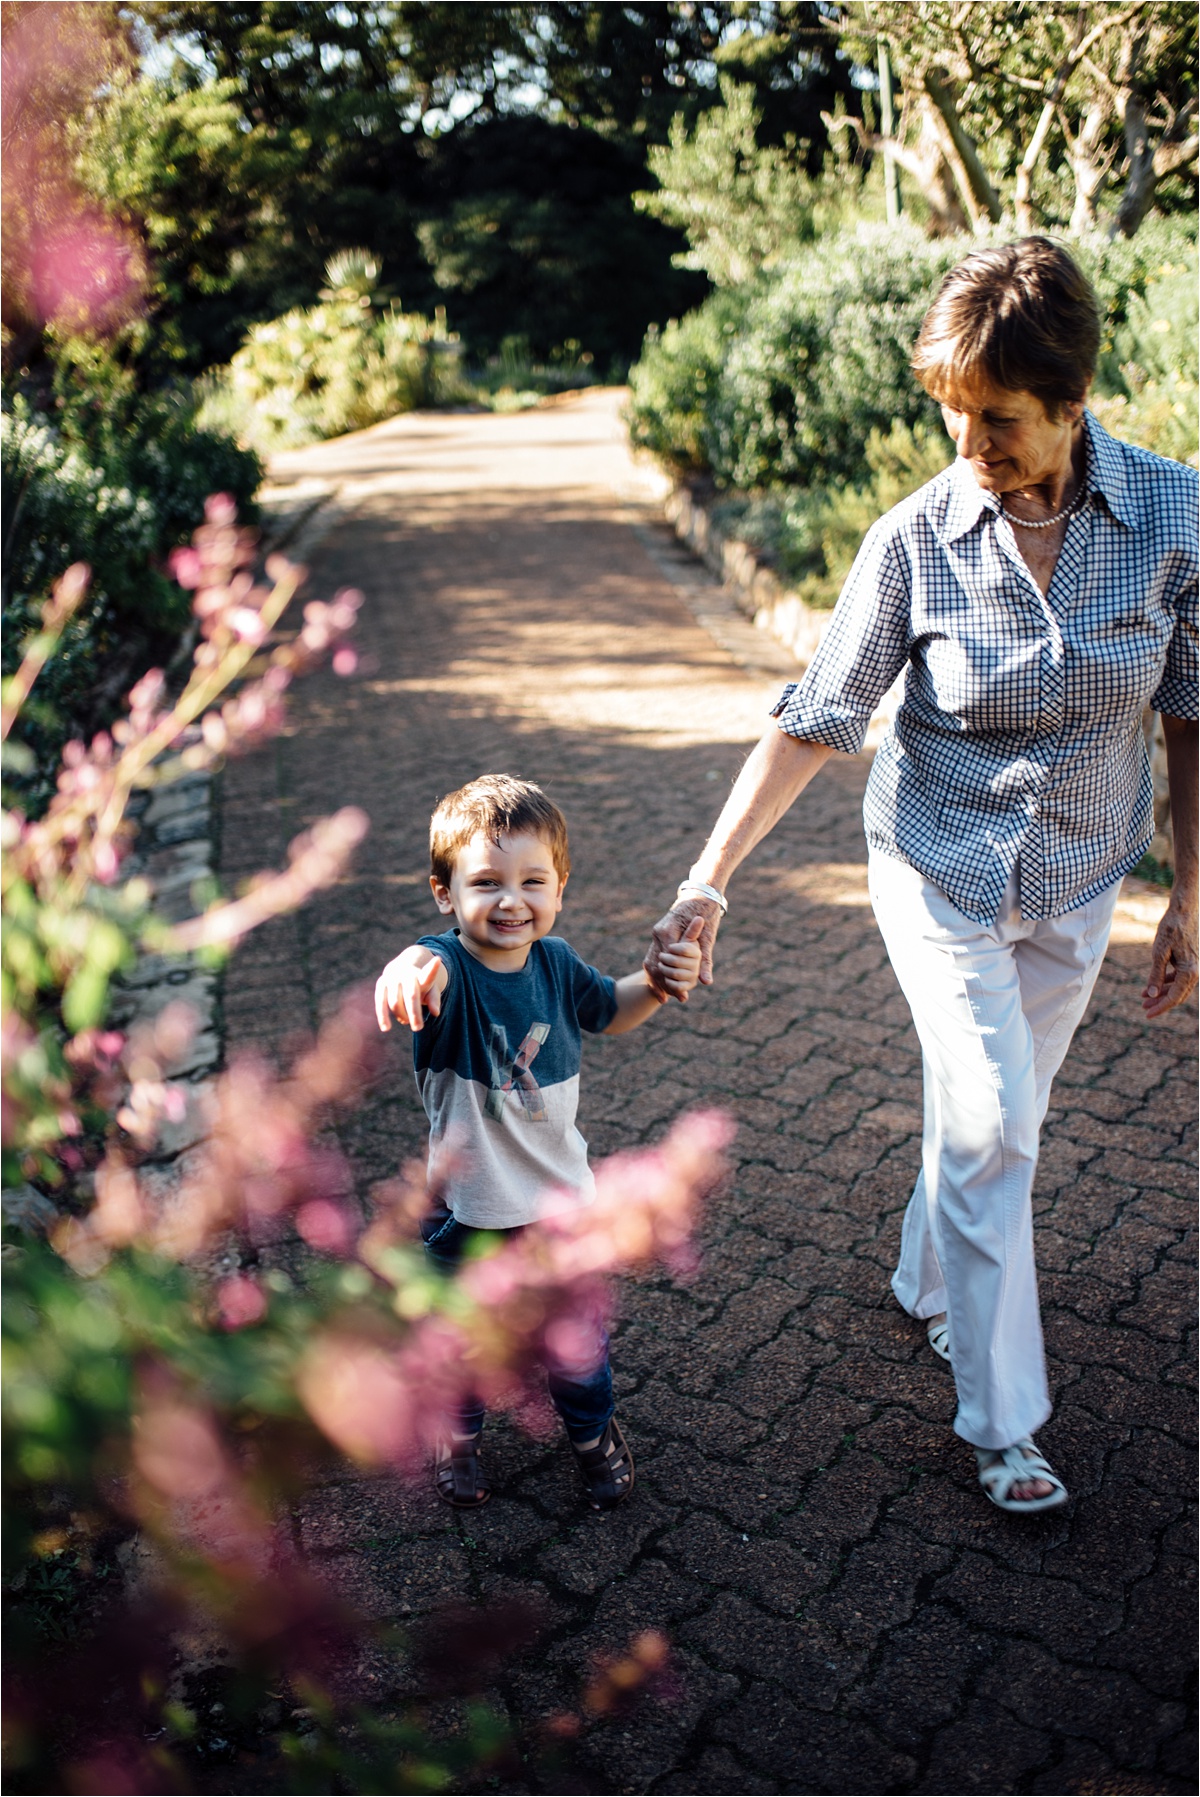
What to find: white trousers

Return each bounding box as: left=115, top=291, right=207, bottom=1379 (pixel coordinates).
left=868, top=851, right=1120, bottom=1450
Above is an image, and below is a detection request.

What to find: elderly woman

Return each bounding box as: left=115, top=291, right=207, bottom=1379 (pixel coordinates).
left=648, top=238, right=1197, bottom=1514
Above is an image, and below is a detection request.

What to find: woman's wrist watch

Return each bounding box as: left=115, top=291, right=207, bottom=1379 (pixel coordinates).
left=676, top=875, right=728, bottom=915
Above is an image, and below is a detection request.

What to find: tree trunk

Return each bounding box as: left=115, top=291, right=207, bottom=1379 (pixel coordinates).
left=1068, top=100, right=1112, bottom=233
left=923, top=68, right=1003, bottom=226
left=1113, top=91, right=1157, bottom=236
left=1015, top=98, right=1058, bottom=233
left=821, top=105, right=968, bottom=236
left=878, top=38, right=902, bottom=224
left=1113, top=96, right=1197, bottom=238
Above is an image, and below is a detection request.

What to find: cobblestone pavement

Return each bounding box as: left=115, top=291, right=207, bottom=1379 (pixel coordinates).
left=219, top=392, right=1197, bottom=1795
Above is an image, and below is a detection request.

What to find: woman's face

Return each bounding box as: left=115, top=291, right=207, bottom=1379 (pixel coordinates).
left=938, top=375, right=1085, bottom=494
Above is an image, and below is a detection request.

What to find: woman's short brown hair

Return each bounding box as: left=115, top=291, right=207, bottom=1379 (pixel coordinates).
left=911, top=237, right=1100, bottom=418
left=429, top=773, right=570, bottom=886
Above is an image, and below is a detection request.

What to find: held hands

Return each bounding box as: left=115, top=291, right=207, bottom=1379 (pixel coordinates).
left=651, top=913, right=706, bottom=1002
left=374, top=948, right=446, bottom=1032
left=644, top=898, right=722, bottom=1002
left=1142, top=895, right=1199, bottom=1019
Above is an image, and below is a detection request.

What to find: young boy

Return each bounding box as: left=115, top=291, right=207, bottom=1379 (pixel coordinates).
left=374, top=773, right=702, bottom=1511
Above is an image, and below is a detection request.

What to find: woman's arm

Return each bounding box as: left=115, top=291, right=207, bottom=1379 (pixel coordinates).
left=645, top=725, right=835, bottom=995
left=1143, top=713, right=1198, bottom=1018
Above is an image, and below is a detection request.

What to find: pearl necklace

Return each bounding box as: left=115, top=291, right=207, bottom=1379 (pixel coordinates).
left=1001, top=484, right=1085, bottom=530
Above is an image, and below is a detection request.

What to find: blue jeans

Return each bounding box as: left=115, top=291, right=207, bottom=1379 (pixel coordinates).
left=421, top=1205, right=614, bottom=1443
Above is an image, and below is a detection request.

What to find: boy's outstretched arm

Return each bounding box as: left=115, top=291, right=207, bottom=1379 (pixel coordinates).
left=604, top=917, right=703, bottom=1035
left=375, top=945, right=448, bottom=1032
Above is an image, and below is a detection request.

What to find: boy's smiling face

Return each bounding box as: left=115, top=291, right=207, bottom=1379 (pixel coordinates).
left=432, top=829, right=566, bottom=970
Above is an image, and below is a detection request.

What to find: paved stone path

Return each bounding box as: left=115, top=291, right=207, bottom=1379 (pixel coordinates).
left=220, top=392, right=1197, bottom=1795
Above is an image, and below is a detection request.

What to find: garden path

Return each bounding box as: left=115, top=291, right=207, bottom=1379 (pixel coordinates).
left=218, top=391, right=1197, bottom=1795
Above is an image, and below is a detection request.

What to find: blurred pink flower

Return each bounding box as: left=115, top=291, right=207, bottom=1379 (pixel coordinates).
left=133, top=1398, right=228, bottom=1502
left=92, top=840, right=119, bottom=884
left=297, top=1336, right=419, bottom=1465
left=542, top=1316, right=604, bottom=1373
left=217, top=1274, right=268, bottom=1330
left=169, top=546, right=203, bottom=589
left=296, top=1198, right=356, bottom=1256
left=26, top=209, right=145, bottom=337
left=332, top=647, right=358, bottom=676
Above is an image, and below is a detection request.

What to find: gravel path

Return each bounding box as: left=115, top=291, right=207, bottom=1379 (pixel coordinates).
left=219, top=391, right=1197, bottom=1795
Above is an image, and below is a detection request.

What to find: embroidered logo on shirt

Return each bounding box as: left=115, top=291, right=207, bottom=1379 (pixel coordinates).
left=485, top=1021, right=551, bottom=1121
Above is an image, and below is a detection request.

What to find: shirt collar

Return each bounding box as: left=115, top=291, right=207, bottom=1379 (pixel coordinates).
left=936, top=406, right=1138, bottom=544
left=1080, top=408, right=1138, bottom=526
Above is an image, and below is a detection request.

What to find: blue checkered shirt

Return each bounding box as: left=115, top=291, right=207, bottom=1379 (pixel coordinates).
left=771, top=412, right=1198, bottom=921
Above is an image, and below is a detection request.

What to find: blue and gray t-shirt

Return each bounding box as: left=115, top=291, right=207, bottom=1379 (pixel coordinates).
left=413, top=930, right=618, bottom=1228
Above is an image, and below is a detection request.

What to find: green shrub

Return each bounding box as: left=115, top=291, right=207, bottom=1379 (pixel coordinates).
left=624, top=288, right=751, bottom=472
left=713, top=420, right=952, bottom=608
left=202, top=251, right=464, bottom=452
left=707, top=228, right=966, bottom=490
left=628, top=214, right=1199, bottom=491
left=2, top=387, right=261, bottom=809
left=1078, top=214, right=1200, bottom=392
left=785, top=420, right=953, bottom=594
left=1090, top=371, right=1199, bottom=466
left=1115, top=248, right=1200, bottom=385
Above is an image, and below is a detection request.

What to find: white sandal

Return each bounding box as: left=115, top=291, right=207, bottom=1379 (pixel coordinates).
left=925, top=1314, right=952, bottom=1366
left=975, top=1438, right=1068, bottom=1513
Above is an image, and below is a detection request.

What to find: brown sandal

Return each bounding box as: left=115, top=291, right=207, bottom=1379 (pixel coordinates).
left=434, top=1433, right=492, bottom=1508
left=571, top=1418, right=635, bottom=1511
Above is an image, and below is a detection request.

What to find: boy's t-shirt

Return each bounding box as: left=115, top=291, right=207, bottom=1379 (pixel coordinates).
left=413, top=929, right=618, bottom=1228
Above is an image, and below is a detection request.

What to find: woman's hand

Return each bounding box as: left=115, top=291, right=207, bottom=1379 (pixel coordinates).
left=1142, top=895, right=1198, bottom=1018
left=644, top=897, right=722, bottom=1001
left=1146, top=717, right=1199, bottom=1019
left=641, top=726, right=835, bottom=1002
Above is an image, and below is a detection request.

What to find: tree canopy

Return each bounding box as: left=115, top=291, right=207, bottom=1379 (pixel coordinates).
left=3, top=2, right=1194, bottom=385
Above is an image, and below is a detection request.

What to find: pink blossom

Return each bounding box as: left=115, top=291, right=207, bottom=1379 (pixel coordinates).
left=332, top=648, right=358, bottom=676
left=542, top=1316, right=606, bottom=1373
left=296, top=1199, right=356, bottom=1256
left=169, top=546, right=203, bottom=589
left=162, top=1085, right=188, bottom=1123
left=201, top=712, right=228, bottom=753
left=204, top=494, right=238, bottom=527
left=128, top=669, right=166, bottom=716
left=297, top=1336, right=418, bottom=1466
left=217, top=1274, right=268, bottom=1330
left=26, top=209, right=144, bottom=336
left=133, top=1398, right=227, bottom=1501
left=229, top=608, right=267, bottom=645
left=92, top=840, right=119, bottom=884
left=91, top=1159, right=146, bottom=1246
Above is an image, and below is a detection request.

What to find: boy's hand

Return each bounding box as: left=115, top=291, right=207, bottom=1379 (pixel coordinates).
left=653, top=915, right=705, bottom=1003
left=645, top=897, right=722, bottom=999
left=375, top=949, right=446, bottom=1033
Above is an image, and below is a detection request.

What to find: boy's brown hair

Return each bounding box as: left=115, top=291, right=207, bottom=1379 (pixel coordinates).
left=429, top=774, right=570, bottom=886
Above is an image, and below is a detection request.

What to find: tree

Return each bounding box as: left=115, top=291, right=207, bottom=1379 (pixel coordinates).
left=114, top=3, right=734, bottom=369
left=417, top=113, right=705, bottom=363
left=834, top=1, right=1197, bottom=238
left=637, top=76, right=824, bottom=285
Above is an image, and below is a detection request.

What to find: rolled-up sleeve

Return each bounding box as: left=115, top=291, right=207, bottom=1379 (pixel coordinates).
left=770, top=515, right=913, bottom=752
left=1150, top=562, right=1198, bottom=720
